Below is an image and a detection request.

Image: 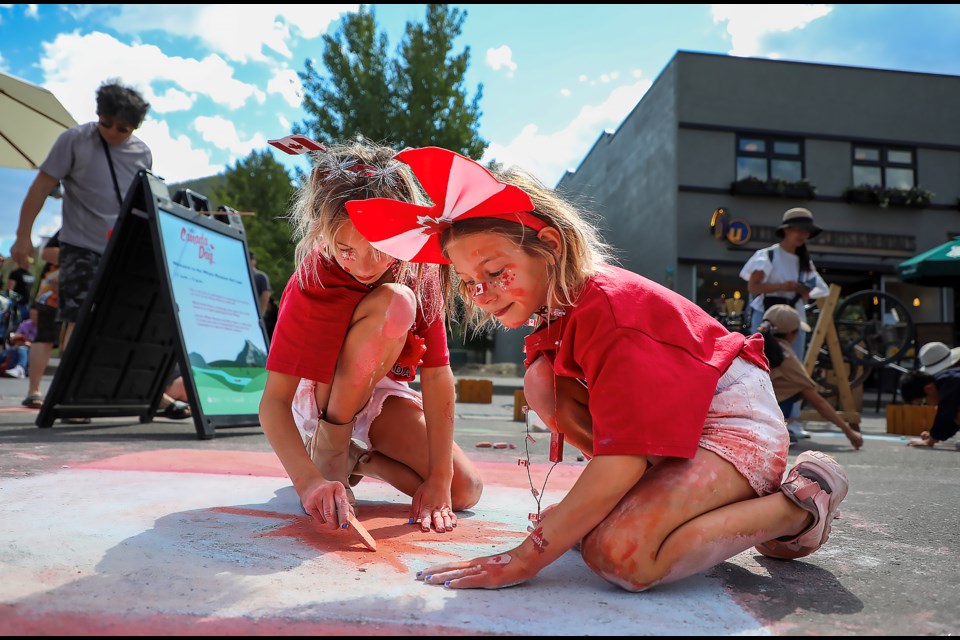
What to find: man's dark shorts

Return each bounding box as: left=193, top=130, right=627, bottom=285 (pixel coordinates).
left=58, top=243, right=102, bottom=324
left=32, top=302, right=60, bottom=344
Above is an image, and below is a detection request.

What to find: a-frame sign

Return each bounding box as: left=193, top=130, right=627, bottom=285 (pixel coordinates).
left=37, top=171, right=269, bottom=439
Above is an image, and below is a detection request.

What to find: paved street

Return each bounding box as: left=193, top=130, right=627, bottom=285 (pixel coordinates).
left=0, top=364, right=958, bottom=635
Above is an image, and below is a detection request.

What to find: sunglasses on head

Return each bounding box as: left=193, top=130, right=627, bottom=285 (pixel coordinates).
left=97, top=119, right=133, bottom=135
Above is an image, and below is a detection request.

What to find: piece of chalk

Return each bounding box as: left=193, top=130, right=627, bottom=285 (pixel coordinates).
left=347, top=513, right=377, bottom=552
left=492, top=442, right=509, bottom=449
left=475, top=442, right=493, bottom=448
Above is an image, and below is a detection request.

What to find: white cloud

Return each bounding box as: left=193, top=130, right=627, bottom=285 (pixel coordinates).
left=268, top=67, right=303, bottom=108
left=194, top=115, right=268, bottom=161
left=560, top=88, right=571, bottom=97
left=138, top=118, right=224, bottom=183
left=482, top=77, right=652, bottom=185
left=38, top=31, right=264, bottom=117
left=106, top=5, right=358, bottom=63
left=30, top=30, right=275, bottom=183
left=711, top=4, right=833, bottom=57
left=149, top=87, right=195, bottom=114
left=486, top=45, right=517, bottom=76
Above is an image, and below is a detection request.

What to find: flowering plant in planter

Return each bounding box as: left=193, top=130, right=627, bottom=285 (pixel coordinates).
left=845, top=183, right=933, bottom=208
left=731, top=176, right=816, bottom=199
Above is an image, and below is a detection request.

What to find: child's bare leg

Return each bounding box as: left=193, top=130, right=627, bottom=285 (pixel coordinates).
left=308, top=285, right=415, bottom=502
left=351, top=449, right=424, bottom=497
left=580, top=448, right=811, bottom=592
left=367, top=396, right=483, bottom=510
left=524, top=357, right=593, bottom=455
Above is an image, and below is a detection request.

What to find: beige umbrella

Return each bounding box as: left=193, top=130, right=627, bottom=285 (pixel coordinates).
left=0, top=71, right=77, bottom=170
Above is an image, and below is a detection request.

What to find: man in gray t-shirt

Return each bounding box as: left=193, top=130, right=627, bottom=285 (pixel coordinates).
left=12, top=79, right=151, bottom=354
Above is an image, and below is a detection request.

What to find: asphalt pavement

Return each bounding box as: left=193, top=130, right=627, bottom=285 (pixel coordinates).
left=0, top=362, right=958, bottom=635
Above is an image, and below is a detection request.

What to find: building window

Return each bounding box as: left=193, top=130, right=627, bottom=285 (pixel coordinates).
left=852, top=145, right=916, bottom=189
left=736, top=135, right=804, bottom=182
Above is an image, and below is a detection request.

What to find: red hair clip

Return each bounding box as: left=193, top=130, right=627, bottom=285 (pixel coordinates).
left=346, top=147, right=543, bottom=264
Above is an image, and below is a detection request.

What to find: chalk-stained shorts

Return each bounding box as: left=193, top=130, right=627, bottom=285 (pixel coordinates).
left=697, top=356, right=790, bottom=496
left=291, top=376, right=423, bottom=450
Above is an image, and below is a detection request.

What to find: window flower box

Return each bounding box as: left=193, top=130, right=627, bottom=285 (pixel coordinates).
left=731, top=177, right=816, bottom=199
left=844, top=184, right=933, bottom=208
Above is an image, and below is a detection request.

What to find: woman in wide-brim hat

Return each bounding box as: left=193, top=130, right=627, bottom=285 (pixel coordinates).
left=739, top=207, right=829, bottom=439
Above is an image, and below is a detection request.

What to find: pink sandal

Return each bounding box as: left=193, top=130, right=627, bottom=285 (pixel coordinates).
left=756, top=451, right=849, bottom=560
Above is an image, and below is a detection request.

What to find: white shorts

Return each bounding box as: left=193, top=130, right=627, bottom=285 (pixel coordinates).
left=698, top=356, right=791, bottom=496
left=292, top=376, right=424, bottom=450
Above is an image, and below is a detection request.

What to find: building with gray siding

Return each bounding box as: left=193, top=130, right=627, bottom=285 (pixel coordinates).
left=490, top=50, right=959, bottom=368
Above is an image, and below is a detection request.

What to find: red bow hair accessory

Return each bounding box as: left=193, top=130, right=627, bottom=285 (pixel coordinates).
left=346, top=147, right=543, bottom=264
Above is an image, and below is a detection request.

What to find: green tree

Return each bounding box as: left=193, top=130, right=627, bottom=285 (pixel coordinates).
left=295, top=4, right=486, bottom=158
left=211, top=150, right=297, bottom=296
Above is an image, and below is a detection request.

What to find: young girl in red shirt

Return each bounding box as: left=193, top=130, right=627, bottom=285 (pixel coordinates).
left=260, top=139, right=482, bottom=535
left=347, top=146, right=851, bottom=591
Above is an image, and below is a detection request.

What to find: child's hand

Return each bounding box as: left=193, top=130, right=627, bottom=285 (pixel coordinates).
left=417, top=551, right=531, bottom=590
left=907, top=431, right=936, bottom=448
left=409, top=477, right=456, bottom=532
left=300, top=478, right=354, bottom=531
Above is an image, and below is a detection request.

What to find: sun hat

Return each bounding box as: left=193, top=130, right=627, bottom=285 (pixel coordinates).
left=776, top=207, right=822, bottom=239
left=763, top=304, right=812, bottom=334
left=918, top=341, right=960, bottom=375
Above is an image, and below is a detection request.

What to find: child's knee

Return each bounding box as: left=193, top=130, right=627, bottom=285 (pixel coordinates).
left=523, top=357, right=557, bottom=418
left=451, top=468, right=483, bottom=511
left=377, top=284, right=417, bottom=338
left=580, top=526, right=661, bottom=592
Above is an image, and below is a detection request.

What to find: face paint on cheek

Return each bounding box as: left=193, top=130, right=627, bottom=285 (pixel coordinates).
left=472, top=281, right=488, bottom=297
left=492, top=270, right=515, bottom=290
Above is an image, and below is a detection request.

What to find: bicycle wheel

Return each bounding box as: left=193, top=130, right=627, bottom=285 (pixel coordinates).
left=809, top=345, right=870, bottom=398
left=833, top=290, right=914, bottom=367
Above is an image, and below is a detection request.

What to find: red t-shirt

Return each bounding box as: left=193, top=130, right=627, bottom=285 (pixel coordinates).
left=266, top=252, right=449, bottom=384
left=524, top=265, right=767, bottom=460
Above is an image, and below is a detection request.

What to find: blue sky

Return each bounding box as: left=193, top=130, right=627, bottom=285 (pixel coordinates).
left=1, top=4, right=959, bottom=253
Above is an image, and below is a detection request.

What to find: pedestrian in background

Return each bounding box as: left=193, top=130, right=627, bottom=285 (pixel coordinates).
left=11, top=79, right=151, bottom=356
left=740, top=207, right=829, bottom=441
left=249, top=250, right=271, bottom=317
left=21, top=231, right=61, bottom=409
left=899, top=341, right=960, bottom=449
left=760, top=304, right=863, bottom=449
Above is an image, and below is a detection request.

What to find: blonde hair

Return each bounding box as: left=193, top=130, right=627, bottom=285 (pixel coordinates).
left=438, top=166, right=615, bottom=332
left=290, top=138, right=425, bottom=287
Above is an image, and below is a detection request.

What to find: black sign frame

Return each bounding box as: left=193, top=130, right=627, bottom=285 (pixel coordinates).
left=37, top=171, right=268, bottom=439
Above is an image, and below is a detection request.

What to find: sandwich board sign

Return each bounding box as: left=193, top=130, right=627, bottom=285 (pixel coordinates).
left=37, top=170, right=269, bottom=439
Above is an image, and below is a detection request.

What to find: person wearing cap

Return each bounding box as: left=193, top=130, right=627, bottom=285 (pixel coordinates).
left=740, top=207, right=829, bottom=441
left=761, top=304, right=864, bottom=449
left=898, top=341, right=960, bottom=448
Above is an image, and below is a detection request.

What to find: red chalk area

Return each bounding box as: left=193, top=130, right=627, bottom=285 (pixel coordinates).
left=0, top=604, right=501, bottom=636
left=213, top=502, right=524, bottom=573
left=0, top=407, right=39, bottom=413
left=74, top=449, right=585, bottom=490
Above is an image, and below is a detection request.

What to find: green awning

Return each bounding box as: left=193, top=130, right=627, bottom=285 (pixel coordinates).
left=898, top=236, right=960, bottom=287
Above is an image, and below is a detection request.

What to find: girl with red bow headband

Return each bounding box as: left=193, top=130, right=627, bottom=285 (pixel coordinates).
left=260, top=139, right=482, bottom=536
left=349, top=146, right=851, bottom=591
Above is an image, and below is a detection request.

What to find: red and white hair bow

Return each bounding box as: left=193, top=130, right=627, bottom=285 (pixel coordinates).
left=346, top=147, right=543, bottom=264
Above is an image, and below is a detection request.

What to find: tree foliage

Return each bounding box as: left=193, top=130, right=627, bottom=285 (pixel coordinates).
left=295, top=4, right=486, bottom=159
left=211, top=150, right=298, bottom=297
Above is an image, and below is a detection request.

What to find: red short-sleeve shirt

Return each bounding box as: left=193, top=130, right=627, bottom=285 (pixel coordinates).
left=524, top=265, right=767, bottom=459
left=266, top=253, right=449, bottom=384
